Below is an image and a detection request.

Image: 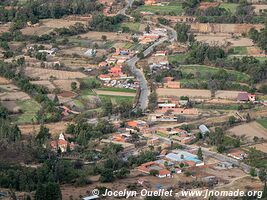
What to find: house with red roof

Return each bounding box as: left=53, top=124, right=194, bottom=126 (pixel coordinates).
left=137, top=161, right=171, bottom=178
left=50, top=133, right=75, bottom=153
left=237, top=92, right=256, bottom=102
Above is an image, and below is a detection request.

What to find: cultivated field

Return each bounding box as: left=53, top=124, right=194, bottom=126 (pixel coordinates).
left=0, top=91, right=31, bottom=101
left=78, top=31, right=132, bottom=41
left=249, top=143, right=267, bottom=153
left=1, top=101, right=21, bottom=112
left=0, top=84, right=19, bottom=91
left=25, top=67, right=87, bottom=80
left=53, top=79, right=80, bottom=91
left=21, top=18, right=87, bottom=36
left=30, top=80, right=56, bottom=91
left=94, top=90, right=136, bottom=97
left=19, top=121, right=70, bottom=136
left=156, top=88, right=240, bottom=99
left=228, top=121, right=267, bottom=141
left=0, top=77, right=11, bottom=85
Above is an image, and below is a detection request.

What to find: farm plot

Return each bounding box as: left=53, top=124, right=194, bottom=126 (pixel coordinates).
left=30, top=80, right=56, bottom=91
left=0, top=84, right=19, bottom=91
left=137, top=5, right=183, bottom=15
left=53, top=80, right=80, bottom=91
left=78, top=31, right=132, bottom=42
left=16, top=99, right=41, bottom=124
left=0, top=91, right=30, bottom=101
left=0, top=77, right=10, bottom=85
left=249, top=143, right=267, bottom=153
left=1, top=101, right=21, bottom=113
left=21, top=18, right=87, bottom=36
left=25, top=67, right=87, bottom=80
left=228, top=121, right=267, bottom=142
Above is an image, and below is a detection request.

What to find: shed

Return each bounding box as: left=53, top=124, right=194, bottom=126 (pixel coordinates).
left=199, top=124, right=210, bottom=135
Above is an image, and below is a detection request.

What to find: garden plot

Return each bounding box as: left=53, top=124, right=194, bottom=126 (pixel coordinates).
left=0, top=91, right=30, bottom=101
left=78, top=31, right=132, bottom=42
left=0, top=77, right=11, bottom=85
left=25, top=67, right=87, bottom=80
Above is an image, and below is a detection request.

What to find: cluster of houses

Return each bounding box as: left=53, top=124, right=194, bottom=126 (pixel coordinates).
left=98, top=48, right=139, bottom=89
left=149, top=97, right=199, bottom=122
left=148, top=51, right=170, bottom=72
left=138, top=28, right=167, bottom=44
left=137, top=149, right=204, bottom=178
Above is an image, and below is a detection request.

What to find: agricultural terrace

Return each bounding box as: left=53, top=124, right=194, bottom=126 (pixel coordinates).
left=219, top=3, right=238, bottom=13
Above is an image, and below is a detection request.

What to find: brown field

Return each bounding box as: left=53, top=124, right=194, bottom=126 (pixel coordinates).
left=1, top=101, right=21, bottom=112
left=247, top=46, right=265, bottom=56
left=249, top=143, right=267, bottom=153
left=78, top=31, right=132, bottom=41
left=195, top=34, right=253, bottom=47
left=19, top=121, right=70, bottom=137
left=30, top=80, right=56, bottom=91
left=191, top=23, right=264, bottom=34
left=0, top=23, right=11, bottom=34
left=0, top=77, right=10, bottom=85
left=21, top=18, right=87, bottom=36
left=0, top=91, right=30, bottom=101
left=25, top=67, right=87, bottom=80
left=53, top=79, right=80, bottom=91
left=94, top=90, right=136, bottom=97
left=0, top=84, right=19, bottom=91
left=157, top=88, right=240, bottom=99
left=228, top=121, right=267, bottom=141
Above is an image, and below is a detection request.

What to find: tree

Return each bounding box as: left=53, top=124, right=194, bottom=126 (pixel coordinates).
left=250, top=167, right=257, bottom=177
left=35, top=182, right=62, bottom=200
left=70, top=82, right=77, bottom=91
left=258, top=168, right=267, bottom=183
left=101, top=35, right=107, bottom=41
left=145, top=24, right=150, bottom=33
left=228, top=116, right=236, bottom=125
left=100, top=169, right=115, bottom=183
left=149, top=169, right=159, bottom=176
left=175, top=23, right=190, bottom=43
left=35, top=125, right=51, bottom=144
left=197, top=147, right=203, bottom=161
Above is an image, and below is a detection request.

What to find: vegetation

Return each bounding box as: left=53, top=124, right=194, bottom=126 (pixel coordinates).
left=137, top=5, right=183, bottom=15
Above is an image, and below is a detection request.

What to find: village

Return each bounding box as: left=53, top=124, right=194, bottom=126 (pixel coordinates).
left=0, top=0, right=267, bottom=200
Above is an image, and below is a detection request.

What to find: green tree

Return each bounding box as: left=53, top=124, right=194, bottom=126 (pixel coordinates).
left=175, top=23, right=190, bottom=43
left=197, top=147, right=203, bottom=161
left=35, top=125, right=51, bottom=144
left=70, top=82, right=77, bottom=91
left=35, top=182, right=62, bottom=200
left=228, top=116, right=236, bottom=125
left=250, top=167, right=257, bottom=177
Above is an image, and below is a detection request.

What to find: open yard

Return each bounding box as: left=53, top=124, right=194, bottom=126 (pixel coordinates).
left=94, top=89, right=136, bottom=97
left=53, top=79, right=80, bottom=91
left=78, top=31, right=132, bottom=42
left=121, top=22, right=144, bottom=32
left=219, top=3, right=238, bottom=13
left=25, top=67, right=87, bottom=80
left=137, top=5, right=183, bottom=15
left=228, top=121, right=267, bottom=142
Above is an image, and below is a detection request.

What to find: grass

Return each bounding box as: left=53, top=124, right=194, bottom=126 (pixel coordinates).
left=180, top=65, right=250, bottom=83
left=219, top=3, right=238, bottom=13
left=168, top=54, right=187, bottom=63
left=256, top=118, right=267, bottom=130
left=97, top=87, right=136, bottom=93
left=16, top=99, right=41, bottom=124
left=99, top=95, right=134, bottom=104
left=121, top=22, right=141, bottom=32
left=137, top=5, right=183, bottom=15
left=229, top=46, right=248, bottom=55
left=228, top=55, right=267, bottom=62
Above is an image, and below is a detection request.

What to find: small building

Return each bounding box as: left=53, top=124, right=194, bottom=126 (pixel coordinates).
left=199, top=124, right=210, bottom=135
left=237, top=92, right=256, bottom=102
left=164, top=81, right=181, bottom=89
left=155, top=51, right=167, bottom=56
left=84, top=49, right=96, bottom=57
left=227, top=149, right=248, bottom=160
left=98, top=74, right=111, bottom=81
left=137, top=161, right=171, bottom=178
left=165, top=150, right=204, bottom=166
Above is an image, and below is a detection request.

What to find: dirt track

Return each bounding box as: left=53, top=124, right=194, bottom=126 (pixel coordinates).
left=94, top=90, right=136, bottom=97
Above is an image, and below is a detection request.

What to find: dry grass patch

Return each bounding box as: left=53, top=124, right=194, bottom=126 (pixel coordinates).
left=78, top=31, right=132, bottom=41
left=25, top=67, right=87, bottom=80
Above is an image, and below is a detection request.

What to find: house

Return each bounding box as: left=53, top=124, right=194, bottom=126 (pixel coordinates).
left=99, top=74, right=111, bottom=81
left=164, top=81, right=181, bottom=89
left=82, top=195, right=99, bottom=200
left=98, top=61, right=108, bottom=67
left=50, top=133, right=75, bottom=153
left=84, top=49, right=96, bottom=57
left=237, top=92, right=256, bottom=102
left=137, top=161, right=171, bottom=178
left=199, top=124, right=210, bottom=135
left=109, top=66, right=122, bottom=76
left=155, top=51, right=167, bottom=56
left=106, top=57, right=117, bottom=65
left=38, top=49, right=56, bottom=56
left=227, top=149, right=248, bottom=160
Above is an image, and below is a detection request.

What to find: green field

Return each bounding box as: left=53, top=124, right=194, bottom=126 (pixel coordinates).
left=229, top=46, right=248, bottom=55
left=16, top=99, right=41, bottom=124
left=257, top=118, right=267, bottom=130
left=219, top=3, right=238, bottom=13
left=180, top=65, right=250, bottom=83
left=137, top=5, right=183, bottom=15
left=98, top=87, right=136, bottom=93
left=99, top=95, right=134, bottom=105
left=168, top=54, right=187, bottom=63
left=121, top=22, right=141, bottom=32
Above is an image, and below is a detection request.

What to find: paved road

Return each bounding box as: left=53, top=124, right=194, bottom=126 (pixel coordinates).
left=117, top=0, right=134, bottom=15
left=126, top=37, right=167, bottom=110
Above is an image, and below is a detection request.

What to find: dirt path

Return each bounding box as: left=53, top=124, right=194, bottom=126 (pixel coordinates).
left=94, top=90, right=136, bottom=97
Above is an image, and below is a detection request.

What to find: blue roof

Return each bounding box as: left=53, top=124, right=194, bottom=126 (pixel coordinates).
left=166, top=151, right=202, bottom=163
